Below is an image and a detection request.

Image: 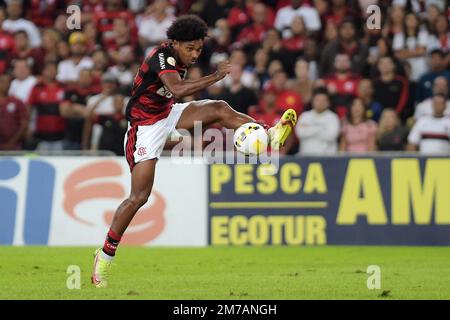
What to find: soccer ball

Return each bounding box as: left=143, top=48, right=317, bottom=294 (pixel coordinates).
left=233, top=123, right=269, bottom=156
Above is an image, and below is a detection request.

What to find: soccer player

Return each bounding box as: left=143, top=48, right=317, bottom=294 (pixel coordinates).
left=91, top=15, right=297, bottom=287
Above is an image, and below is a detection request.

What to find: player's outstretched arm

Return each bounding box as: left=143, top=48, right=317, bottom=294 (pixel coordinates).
left=160, top=60, right=230, bottom=99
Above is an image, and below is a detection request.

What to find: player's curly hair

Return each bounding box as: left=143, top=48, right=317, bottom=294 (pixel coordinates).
left=166, top=15, right=208, bottom=42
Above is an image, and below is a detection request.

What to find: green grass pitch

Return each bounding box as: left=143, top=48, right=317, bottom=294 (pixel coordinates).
left=0, top=246, right=449, bottom=300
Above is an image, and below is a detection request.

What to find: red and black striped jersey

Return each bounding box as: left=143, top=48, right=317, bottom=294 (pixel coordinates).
left=28, top=81, right=66, bottom=141
left=125, top=43, right=187, bottom=126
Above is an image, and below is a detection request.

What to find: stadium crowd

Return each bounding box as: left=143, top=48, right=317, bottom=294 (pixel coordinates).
left=0, top=0, right=449, bottom=155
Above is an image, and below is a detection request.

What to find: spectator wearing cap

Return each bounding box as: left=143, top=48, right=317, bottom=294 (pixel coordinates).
left=340, top=97, right=378, bottom=152
left=416, top=50, right=450, bottom=102
left=393, top=12, right=429, bottom=81
left=295, top=89, right=340, bottom=154
left=28, top=61, right=66, bottom=151
left=322, top=53, right=361, bottom=119
left=319, top=18, right=369, bottom=77
left=8, top=58, right=37, bottom=104
left=2, top=0, right=41, bottom=47
left=414, top=76, right=450, bottom=120
left=57, top=32, right=94, bottom=84
left=0, top=74, right=28, bottom=150
left=407, top=94, right=450, bottom=154
left=0, top=7, right=15, bottom=74
left=274, top=0, right=321, bottom=36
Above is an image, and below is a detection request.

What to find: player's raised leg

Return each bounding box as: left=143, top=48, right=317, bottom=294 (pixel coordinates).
left=176, top=100, right=297, bottom=149
left=91, top=159, right=156, bottom=288
left=176, top=99, right=254, bottom=130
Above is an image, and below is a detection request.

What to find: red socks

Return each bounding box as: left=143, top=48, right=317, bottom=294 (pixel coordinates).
left=102, top=229, right=122, bottom=257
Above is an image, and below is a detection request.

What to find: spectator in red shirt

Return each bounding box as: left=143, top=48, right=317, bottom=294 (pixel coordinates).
left=0, top=74, right=28, bottom=150
left=324, top=0, right=359, bottom=26
left=250, top=90, right=283, bottom=128
left=0, top=7, right=15, bottom=74
left=103, top=17, right=138, bottom=61
left=227, top=0, right=251, bottom=39
left=237, top=2, right=270, bottom=51
left=93, top=0, right=136, bottom=38
left=264, top=70, right=304, bottom=115
left=27, top=0, right=62, bottom=28
left=250, top=87, right=297, bottom=154
left=281, top=15, right=307, bottom=60
left=29, top=61, right=66, bottom=151
left=323, top=53, right=361, bottom=118
left=82, top=0, right=105, bottom=15
left=282, top=16, right=306, bottom=54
